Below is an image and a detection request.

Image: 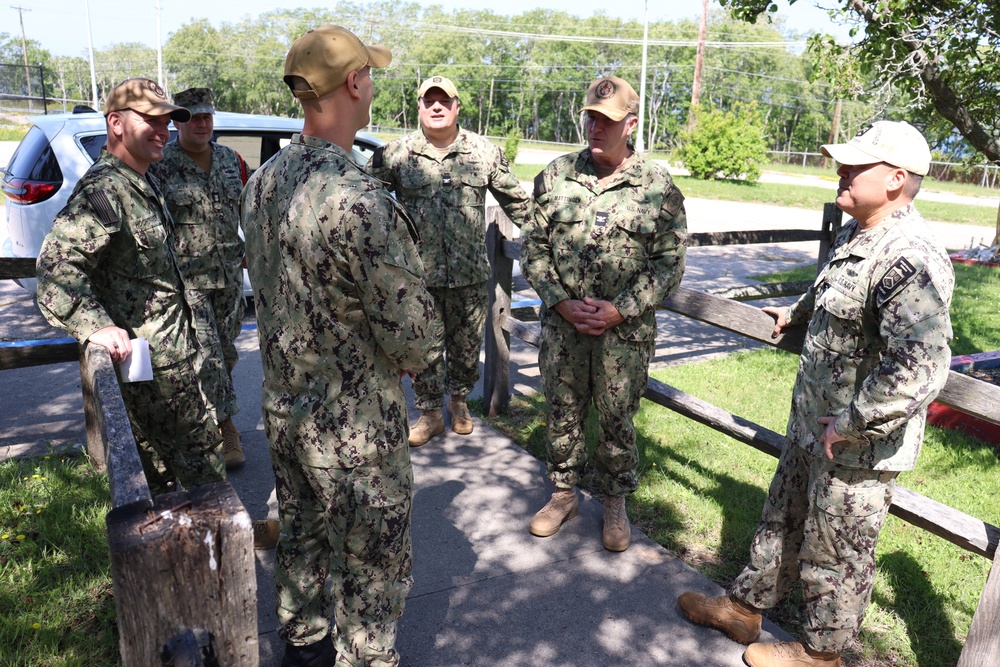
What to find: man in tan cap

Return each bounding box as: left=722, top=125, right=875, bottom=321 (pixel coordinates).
left=241, top=25, right=439, bottom=667
left=35, top=79, right=232, bottom=499
left=150, top=89, right=249, bottom=466
left=369, top=75, right=531, bottom=447
left=679, top=121, right=954, bottom=667
left=520, top=75, right=687, bottom=552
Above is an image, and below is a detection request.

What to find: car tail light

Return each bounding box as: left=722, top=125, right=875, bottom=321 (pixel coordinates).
left=1, top=178, right=60, bottom=204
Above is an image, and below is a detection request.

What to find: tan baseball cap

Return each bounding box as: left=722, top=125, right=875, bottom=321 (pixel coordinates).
left=283, top=24, right=392, bottom=100
left=103, top=78, right=191, bottom=122
left=581, top=76, right=639, bottom=122
left=418, top=76, right=458, bottom=99
left=172, top=87, right=215, bottom=116
left=821, top=121, right=931, bottom=176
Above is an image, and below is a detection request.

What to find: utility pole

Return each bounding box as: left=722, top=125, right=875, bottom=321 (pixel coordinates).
left=636, top=0, right=648, bottom=153
left=689, top=0, right=708, bottom=131
left=366, top=17, right=376, bottom=131
left=85, top=0, right=99, bottom=109
left=155, top=0, right=164, bottom=90
left=11, top=5, right=33, bottom=110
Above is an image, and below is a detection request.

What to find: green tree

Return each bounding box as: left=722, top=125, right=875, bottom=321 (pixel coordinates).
left=677, top=102, right=769, bottom=182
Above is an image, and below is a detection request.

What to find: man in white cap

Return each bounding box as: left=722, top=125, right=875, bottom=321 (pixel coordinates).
left=679, top=121, right=954, bottom=666
left=369, top=75, right=531, bottom=447
left=520, top=75, right=687, bottom=552
left=241, top=25, right=439, bottom=667
left=36, top=79, right=231, bottom=497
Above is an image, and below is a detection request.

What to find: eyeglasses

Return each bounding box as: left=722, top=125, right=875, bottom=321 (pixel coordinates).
left=419, top=97, right=456, bottom=109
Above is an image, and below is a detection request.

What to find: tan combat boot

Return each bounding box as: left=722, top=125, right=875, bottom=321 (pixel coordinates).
left=677, top=592, right=762, bottom=644
left=253, top=519, right=280, bottom=550
left=601, top=494, right=631, bottom=552
left=448, top=398, right=474, bottom=435
left=743, top=642, right=841, bottom=667
left=529, top=488, right=579, bottom=537
left=220, top=417, right=245, bottom=468
left=408, top=409, right=445, bottom=447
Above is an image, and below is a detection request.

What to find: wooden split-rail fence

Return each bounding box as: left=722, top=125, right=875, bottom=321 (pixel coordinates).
left=0, top=259, right=258, bottom=666
left=482, top=203, right=1000, bottom=667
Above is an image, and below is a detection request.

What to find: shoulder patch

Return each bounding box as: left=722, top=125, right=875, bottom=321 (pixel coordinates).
left=533, top=171, right=547, bottom=199
left=662, top=185, right=685, bottom=217
left=876, top=257, right=917, bottom=301
left=86, top=190, right=118, bottom=227
left=371, top=145, right=385, bottom=170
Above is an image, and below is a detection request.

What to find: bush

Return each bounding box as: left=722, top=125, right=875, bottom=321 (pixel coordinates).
left=678, top=103, right=769, bottom=183
left=504, top=127, right=520, bottom=164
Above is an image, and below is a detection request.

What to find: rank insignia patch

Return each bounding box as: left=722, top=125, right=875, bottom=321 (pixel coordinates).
left=876, top=257, right=916, bottom=301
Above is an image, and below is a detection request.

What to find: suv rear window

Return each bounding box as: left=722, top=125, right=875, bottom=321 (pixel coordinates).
left=80, top=134, right=107, bottom=162
left=3, top=126, right=62, bottom=182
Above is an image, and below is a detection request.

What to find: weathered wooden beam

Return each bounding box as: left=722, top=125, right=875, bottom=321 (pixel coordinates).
left=642, top=377, right=1000, bottom=560
left=958, top=561, right=1000, bottom=667
left=0, top=257, right=36, bottom=280
left=686, top=229, right=827, bottom=247
left=79, top=343, right=151, bottom=506
left=502, top=317, right=541, bottom=349
left=0, top=338, right=79, bottom=371
left=710, top=280, right=813, bottom=302
left=935, top=371, right=1000, bottom=428
left=484, top=208, right=514, bottom=417
left=107, top=483, right=258, bottom=667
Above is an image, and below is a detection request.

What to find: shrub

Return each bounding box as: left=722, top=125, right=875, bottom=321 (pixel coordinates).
left=504, top=127, right=520, bottom=164
left=678, top=103, right=769, bottom=183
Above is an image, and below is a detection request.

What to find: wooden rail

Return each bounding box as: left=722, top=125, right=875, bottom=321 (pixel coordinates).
left=1, top=257, right=258, bottom=666
left=483, top=205, right=1000, bottom=665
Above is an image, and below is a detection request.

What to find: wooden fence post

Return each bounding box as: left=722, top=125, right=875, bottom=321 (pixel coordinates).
left=817, top=202, right=842, bottom=275
left=958, top=561, right=1000, bottom=666
left=108, top=482, right=258, bottom=667
left=483, top=205, right=513, bottom=417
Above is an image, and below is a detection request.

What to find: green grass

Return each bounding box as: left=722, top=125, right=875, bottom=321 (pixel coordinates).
left=0, top=452, right=118, bottom=666
left=484, top=348, right=998, bottom=667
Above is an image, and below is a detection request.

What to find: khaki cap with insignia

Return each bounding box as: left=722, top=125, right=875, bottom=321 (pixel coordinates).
left=581, top=76, right=639, bottom=122
left=418, top=76, right=459, bottom=99
left=821, top=120, right=931, bottom=176
left=283, top=24, right=392, bottom=100
left=172, top=87, right=215, bottom=116
left=103, top=78, right=191, bottom=122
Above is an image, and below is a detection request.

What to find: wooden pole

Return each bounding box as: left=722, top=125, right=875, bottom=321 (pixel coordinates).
left=483, top=206, right=513, bottom=417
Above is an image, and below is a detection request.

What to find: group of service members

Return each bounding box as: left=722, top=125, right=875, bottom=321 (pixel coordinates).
left=35, top=22, right=953, bottom=667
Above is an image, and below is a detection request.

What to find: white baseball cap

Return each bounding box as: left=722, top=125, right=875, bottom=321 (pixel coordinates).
left=821, top=121, right=931, bottom=176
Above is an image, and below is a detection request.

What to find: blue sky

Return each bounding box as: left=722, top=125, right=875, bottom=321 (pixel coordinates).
left=12, top=0, right=852, bottom=59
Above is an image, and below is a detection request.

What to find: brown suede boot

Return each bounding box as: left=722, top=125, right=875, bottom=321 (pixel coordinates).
left=220, top=417, right=245, bottom=468
left=529, top=488, right=579, bottom=537
left=447, top=398, right=474, bottom=435
left=677, top=592, right=762, bottom=644
left=253, top=519, right=280, bottom=550
left=743, top=642, right=841, bottom=666
left=408, top=409, right=445, bottom=447
left=601, top=494, right=631, bottom=552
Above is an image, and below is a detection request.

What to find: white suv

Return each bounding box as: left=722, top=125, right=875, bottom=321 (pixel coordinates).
left=1, top=109, right=383, bottom=294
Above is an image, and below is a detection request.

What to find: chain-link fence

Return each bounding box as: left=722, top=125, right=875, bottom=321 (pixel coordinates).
left=0, top=62, right=49, bottom=113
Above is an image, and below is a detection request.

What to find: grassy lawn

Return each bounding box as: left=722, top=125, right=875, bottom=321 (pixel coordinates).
left=484, top=260, right=1000, bottom=666
left=0, top=452, right=117, bottom=666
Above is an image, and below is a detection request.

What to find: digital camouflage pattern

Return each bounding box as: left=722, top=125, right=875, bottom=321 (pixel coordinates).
left=729, top=203, right=953, bottom=653
left=151, top=141, right=248, bottom=421
left=36, top=150, right=224, bottom=494
left=369, top=127, right=531, bottom=408
left=241, top=133, right=439, bottom=660
left=369, top=127, right=532, bottom=289
left=731, top=443, right=896, bottom=653
left=411, top=282, right=488, bottom=410
left=783, top=204, right=953, bottom=471
left=522, top=149, right=687, bottom=495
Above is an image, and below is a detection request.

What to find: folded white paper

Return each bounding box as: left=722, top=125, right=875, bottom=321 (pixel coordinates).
left=120, top=337, right=154, bottom=382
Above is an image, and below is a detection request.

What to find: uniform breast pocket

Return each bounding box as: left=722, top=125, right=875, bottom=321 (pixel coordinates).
left=399, top=168, right=433, bottom=197
left=131, top=214, right=170, bottom=277
left=458, top=169, right=488, bottom=206
left=606, top=209, right=655, bottom=268
left=811, top=283, right=866, bottom=355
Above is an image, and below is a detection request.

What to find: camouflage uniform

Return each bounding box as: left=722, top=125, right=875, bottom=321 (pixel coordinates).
left=241, top=133, right=440, bottom=664
left=731, top=204, right=954, bottom=653
left=369, top=128, right=531, bottom=409
left=521, top=149, right=687, bottom=496
left=36, top=150, right=225, bottom=494
left=151, top=141, right=248, bottom=423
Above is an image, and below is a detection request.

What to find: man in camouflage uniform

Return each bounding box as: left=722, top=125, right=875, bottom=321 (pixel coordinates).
left=521, top=76, right=687, bottom=553
left=368, top=75, right=531, bottom=447
left=34, top=79, right=226, bottom=496
left=679, top=121, right=954, bottom=667
left=150, top=87, right=250, bottom=471
left=241, top=25, right=440, bottom=667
